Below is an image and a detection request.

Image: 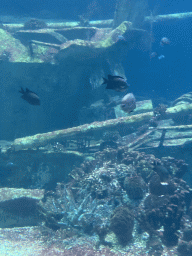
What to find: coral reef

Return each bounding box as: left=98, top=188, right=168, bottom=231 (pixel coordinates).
left=0, top=140, right=191, bottom=255
left=138, top=176, right=192, bottom=246
left=34, top=145, right=191, bottom=253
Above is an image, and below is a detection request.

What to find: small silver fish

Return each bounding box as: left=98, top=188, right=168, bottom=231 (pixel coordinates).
left=121, top=93, right=136, bottom=113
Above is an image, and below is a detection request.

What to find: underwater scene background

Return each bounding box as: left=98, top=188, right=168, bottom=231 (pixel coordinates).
left=0, top=0, right=192, bottom=255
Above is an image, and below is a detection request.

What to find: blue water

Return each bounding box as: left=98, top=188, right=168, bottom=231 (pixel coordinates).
left=1, top=1, right=192, bottom=255
left=125, top=17, right=192, bottom=101
left=0, top=1, right=191, bottom=135
left=3, top=1, right=190, bottom=99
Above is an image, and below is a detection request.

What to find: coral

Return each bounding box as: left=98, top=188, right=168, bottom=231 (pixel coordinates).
left=161, top=157, right=188, bottom=178
left=99, top=129, right=121, bottom=151
left=154, top=104, right=168, bottom=120
left=40, top=183, right=101, bottom=231
left=24, top=19, right=47, bottom=30
left=137, top=175, right=192, bottom=246
left=110, top=206, right=134, bottom=245
left=120, top=150, right=157, bottom=182
left=124, top=175, right=146, bottom=199
left=95, top=148, right=119, bottom=163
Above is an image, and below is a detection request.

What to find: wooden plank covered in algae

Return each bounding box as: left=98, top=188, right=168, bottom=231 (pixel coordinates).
left=12, top=111, right=154, bottom=151
left=10, top=102, right=192, bottom=151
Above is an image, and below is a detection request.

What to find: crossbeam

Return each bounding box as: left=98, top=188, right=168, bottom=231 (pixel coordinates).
left=3, top=11, right=192, bottom=31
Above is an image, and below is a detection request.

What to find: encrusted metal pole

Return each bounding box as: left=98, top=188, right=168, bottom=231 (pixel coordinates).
left=10, top=102, right=192, bottom=151
left=3, top=11, right=192, bottom=31
left=144, top=12, right=192, bottom=22
left=12, top=112, right=154, bottom=151
left=154, top=124, right=192, bottom=130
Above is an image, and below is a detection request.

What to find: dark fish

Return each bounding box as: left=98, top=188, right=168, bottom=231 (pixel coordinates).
left=19, top=87, right=40, bottom=105
left=153, top=161, right=169, bottom=182
left=102, top=75, right=129, bottom=92
left=160, top=37, right=170, bottom=46
left=121, top=93, right=136, bottom=113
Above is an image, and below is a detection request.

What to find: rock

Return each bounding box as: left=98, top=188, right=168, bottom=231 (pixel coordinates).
left=0, top=28, right=30, bottom=62
left=114, top=99, right=153, bottom=118
left=0, top=188, right=44, bottom=228
left=0, top=149, right=85, bottom=189
left=0, top=226, right=138, bottom=255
